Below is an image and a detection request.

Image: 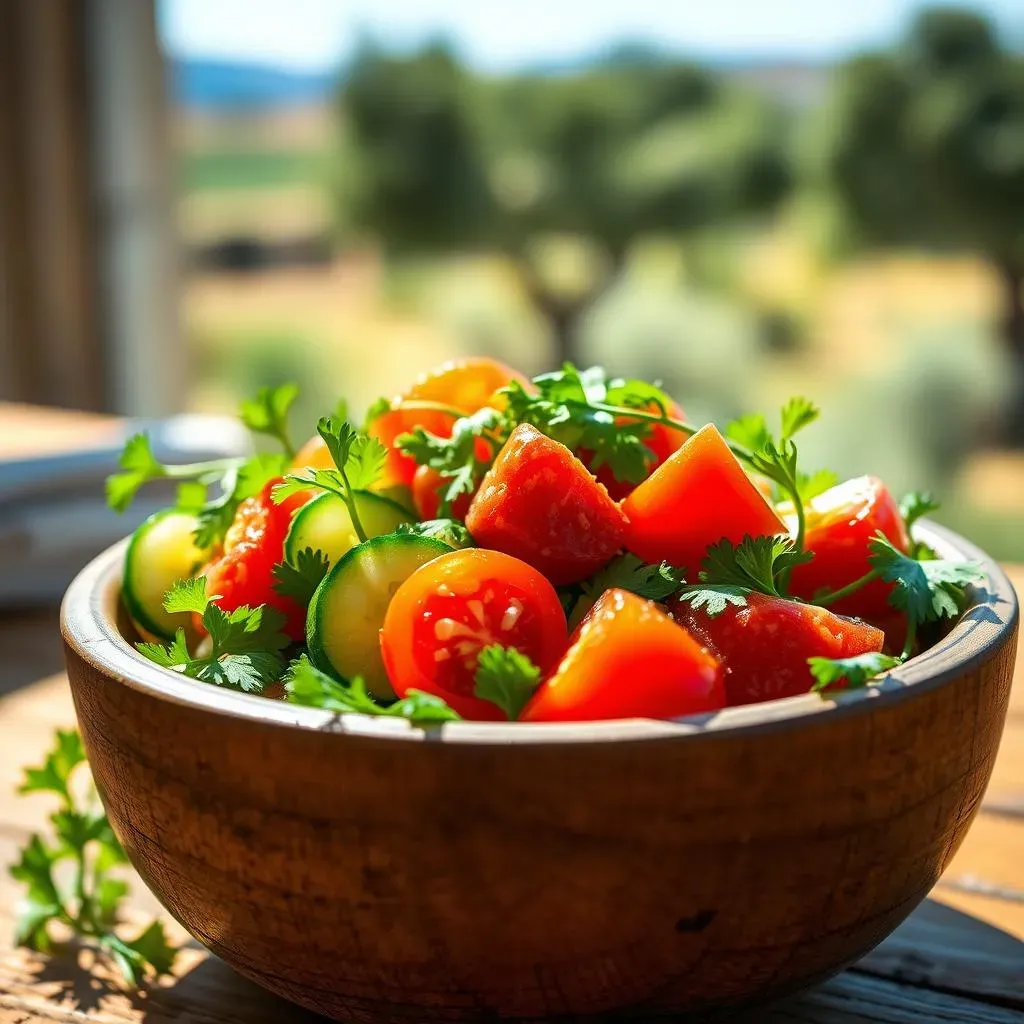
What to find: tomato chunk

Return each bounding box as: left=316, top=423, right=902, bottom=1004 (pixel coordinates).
left=200, top=480, right=310, bottom=641
left=382, top=548, right=567, bottom=720
left=584, top=397, right=688, bottom=501
left=465, top=424, right=627, bottom=585
left=521, top=589, right=725, bottom=722
left=672, top=592, right=885, bottom=706
left=621, top=424, right=786, bottom=575
left=785, top=476, right=911, bottom=621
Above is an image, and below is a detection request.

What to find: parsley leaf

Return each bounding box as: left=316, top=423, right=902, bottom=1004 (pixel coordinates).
left=397, top=519, right=476, bottom=549
left=272, top=547, right=330, bottom=605
left=363, top=395, right=392, bottom=429
left=239, top=382, right=299, bottom=457
left=105, top=434, right=166, bottom=512
left=10, top=730, right=178, bottom=982
left=398, top=407, right=503, bottom=515
left=285, top=655, right=460, bottom=725
left=780, top=397, right=820, bottom=442
left=474, top=645, right=541, bottom=721
left=796, top=468, right=839, bottom=503
left=725, top=413, right=771, bottom=453
left=809, top=652, right=903, bottom=693
left=193, top=451, right=289, bottom=550
left=869, top=533, right=985, bottom=628
left=674, top=584, right=750, bottom=617
left=569, top=554, right=684, bottom=628
left=900, top=491, right=941, bottom=531
left=701, top=534, right=812, bottom=597
left=137, top=589, right=290, bottom=694
left=274, top=416, right=387, bottom=541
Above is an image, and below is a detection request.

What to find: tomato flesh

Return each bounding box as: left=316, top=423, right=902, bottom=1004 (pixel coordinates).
left=584, top=398, right=688, bottom=501
left=382, top=548, right=567, bottom=720
left=200, top=480, right=310, bottom=641
left=521, top=588, right=725, bottom=722
left=785, top=476, right=911, bottom=621
left=621, top=424, right=786, bottom=575
left=465, top=423, right=627, bottom=585
left=672, top=592, right=885, bottom=706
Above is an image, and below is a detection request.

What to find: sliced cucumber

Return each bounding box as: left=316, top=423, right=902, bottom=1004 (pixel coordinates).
left=122, top=510, right=211, bottom=641
left=284, top=491, right=413, bottom=568
left=307, top=534, right=449, bottom=699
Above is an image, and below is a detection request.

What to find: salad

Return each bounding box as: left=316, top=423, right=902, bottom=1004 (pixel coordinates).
left=108, top=358, right=984, bottom=725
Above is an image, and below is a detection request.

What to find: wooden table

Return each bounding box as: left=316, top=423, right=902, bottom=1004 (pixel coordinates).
left=1, top=404, right=1022, bottom=1022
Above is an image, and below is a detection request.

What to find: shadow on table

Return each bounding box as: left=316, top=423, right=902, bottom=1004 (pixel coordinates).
left=18, top=899, right=1023, bottom=1023
left=0, top=606, right=65, bottom=697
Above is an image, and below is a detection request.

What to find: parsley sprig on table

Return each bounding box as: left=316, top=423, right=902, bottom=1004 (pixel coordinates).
left=136, top=578, right=290, bottom=693
left=274, top=416, right=387, bottom=542
left=9, top=730, right=177, bottom=986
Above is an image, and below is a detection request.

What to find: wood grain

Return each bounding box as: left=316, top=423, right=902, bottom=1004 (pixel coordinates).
left=52, top=529, right=1019, bottom=1023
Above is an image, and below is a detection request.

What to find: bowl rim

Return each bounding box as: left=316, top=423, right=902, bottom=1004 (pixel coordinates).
left=60, top=520, right=1018, bottom=746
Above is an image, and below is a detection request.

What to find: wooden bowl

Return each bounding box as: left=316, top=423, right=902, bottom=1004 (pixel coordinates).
left=61, top=522, right=1018, bottom=1022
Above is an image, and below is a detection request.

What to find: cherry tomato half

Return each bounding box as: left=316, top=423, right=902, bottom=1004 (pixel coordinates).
left=200, top=479, right=310, bottom=641
left=381, top=548, right=568, bottom=720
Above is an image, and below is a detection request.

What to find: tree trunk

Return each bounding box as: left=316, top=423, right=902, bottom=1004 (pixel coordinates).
left=996, top=257, right=1024, bottom=444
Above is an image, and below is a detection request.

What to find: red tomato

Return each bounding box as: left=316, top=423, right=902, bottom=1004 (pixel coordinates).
left=381, top=549, right=567, bottom=720
left=465, top=424, right=627, bottom=585
left=521, top=589, right=725, bottom=722
left=585, top=398, right=689, bottom=501
left=366, top=357, right=529, bottom=488
left=786, top=476, right=911, bottom=621
left=200, top=480, right=310, bottom=641
left=621, top=424, right=786, bottom=576
left=672, top=592, right=885, bottom=707
left=411, top=465, right=473, bottom=521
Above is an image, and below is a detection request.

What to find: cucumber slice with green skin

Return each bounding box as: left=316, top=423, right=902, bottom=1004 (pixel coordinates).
left=284, top=491, right=413, bottom=568
left=307, top=534, right=449, bottom=699
left=122, top=510, right=211, bottom=641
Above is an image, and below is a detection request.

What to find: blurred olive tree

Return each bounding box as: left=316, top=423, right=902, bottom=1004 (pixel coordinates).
left=334, top=43, right=792, bottom=365
left=812, top=8, right=1024, bottom=434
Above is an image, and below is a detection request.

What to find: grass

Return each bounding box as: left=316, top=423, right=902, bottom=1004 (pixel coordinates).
left=180, top=148, right=328, bottom=194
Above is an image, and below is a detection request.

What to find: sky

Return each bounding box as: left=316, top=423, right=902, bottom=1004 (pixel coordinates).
left=159, top=0, right=1024, bottom=72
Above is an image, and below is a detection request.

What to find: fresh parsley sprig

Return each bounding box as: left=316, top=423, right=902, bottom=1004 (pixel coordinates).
left=274, top=416, right=387, bottom=543
left=808, top=652, right=903, bottom=693
left=474, top=645, right=542, bottom=721
left=239, top=382, right=299, bottom=458
left=272, top=547, right=330, bottom=606
left=397, top=519, right=476, bottom=549
left=136, top=577, right=290, bottom=693
left=567, top=554, right=684, bottom=629
left=285, top=655, right=460, bottom=725
left=10, top=730, right=177, bottom=986
left=675, top=534, right=812, bottom=617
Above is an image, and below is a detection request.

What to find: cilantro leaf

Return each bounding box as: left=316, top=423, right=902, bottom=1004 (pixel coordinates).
left=780, top=397, right=820, bottom=442
left=474, top=645, right=541, bottom=721
left=285, top=656, right=461, bottom=725
left=869, top=533, right=985, bottom=628
left=364, top=395, right=392, bottom=429
left=674, top=584, right=750, bottom=617
left=796, top=468, right=839, bottom=503
left=569, top=555, right=684, bottom=628
left=900, top=491, right=941, bottom=531
left=809, top=652, right=903, bottom=693
left=397, top=519, right=476, bottom=549
left=11, top=729, right=179, bottom=982
left=700, top=534, right=812, bottom=598
left=162, top=576, right=212, bottom=616
left=105, top=434, right=166, bottom=512
left=726, top=413, right=770, bottom=453
left=137, top=603, right=289, bottom=694
left=272, top=547, right=330, bottom=605
left=239, top=383, right=299, bottom=456
left=193, top=451, right=289, bottom=550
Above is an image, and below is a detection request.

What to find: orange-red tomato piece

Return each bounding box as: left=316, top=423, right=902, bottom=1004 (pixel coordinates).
left=672, top=592, right=885, bottom=707
left=382, top=548, right=568, bottom=720
left=521, top=589, right=725, bottom=722
left=621, top=424, right=786, bottom=576
left=199, top=480, right=310, bottom=641
left=786, top=476, right=911, bottom=621
left=465, top=424, right=627, bottom=585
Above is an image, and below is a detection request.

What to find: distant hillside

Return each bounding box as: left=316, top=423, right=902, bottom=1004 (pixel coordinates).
left=172, top=58, right=338, bottom=111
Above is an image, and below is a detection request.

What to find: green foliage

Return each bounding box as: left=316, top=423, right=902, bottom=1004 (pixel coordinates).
left=474, top=645, right=542, bottom=721
left=10, top=730, right=177, bottom=985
